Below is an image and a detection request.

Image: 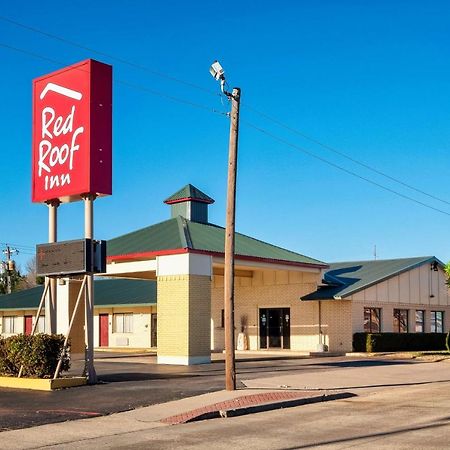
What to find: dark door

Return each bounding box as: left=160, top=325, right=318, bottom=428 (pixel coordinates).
left=259, top=308, right=290, bottom=349
left=24, top=316, right=33, bottom=335
left=282, top=308, right=291, bottom=349
left=151, top=313, right=157, bottom=348
left=268, top=309, right=282, bottom=348
left=259, top=310, right=268, bottom=349
left=99, top=314, right=109, bottom=347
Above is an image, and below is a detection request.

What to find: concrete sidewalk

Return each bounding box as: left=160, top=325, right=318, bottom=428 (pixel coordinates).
left=0, top=388, right=344, bottom=449
left=1, top=359, right=448, bottom=449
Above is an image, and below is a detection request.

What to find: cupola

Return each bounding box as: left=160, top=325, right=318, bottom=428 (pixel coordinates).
left=164, top=184, right=214, bottom=223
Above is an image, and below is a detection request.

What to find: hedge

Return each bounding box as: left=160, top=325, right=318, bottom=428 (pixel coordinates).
left=0, top=334, right=70, bottom=378
left=353, top=332, right=449, bottom=352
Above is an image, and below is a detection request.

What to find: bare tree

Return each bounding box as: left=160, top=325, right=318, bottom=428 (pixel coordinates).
left=24, top=256, right=44, bottom=288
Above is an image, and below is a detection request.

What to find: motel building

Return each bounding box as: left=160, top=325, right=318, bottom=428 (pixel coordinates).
left=1, top=185, right=449, bottom=364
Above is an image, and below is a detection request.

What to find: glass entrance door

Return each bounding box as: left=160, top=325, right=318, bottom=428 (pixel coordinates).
left=259, top=308, right=290, bottom=349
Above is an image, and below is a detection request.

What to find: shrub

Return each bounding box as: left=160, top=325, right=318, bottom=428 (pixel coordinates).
left=0, top=334, right=70, bottom=378
left=353, top=332, right=448, bottom=352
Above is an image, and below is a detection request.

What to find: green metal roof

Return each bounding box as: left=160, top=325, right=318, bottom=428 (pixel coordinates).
left=186, top=220, right=324, bottom=265
left=108, top=218, right=183, bottom=256
left=0, top=285, right=45, bottom=311
left=0, top=279, right=156, bottom=311
left=108, top=216, right=326, bottom=267
left=164, top=184, right=214, bottom=204
left=301, top=256, right=440, bottom=301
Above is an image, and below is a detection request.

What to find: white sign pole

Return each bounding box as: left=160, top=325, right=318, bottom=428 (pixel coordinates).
left=83, top=194, right=97, bottom=384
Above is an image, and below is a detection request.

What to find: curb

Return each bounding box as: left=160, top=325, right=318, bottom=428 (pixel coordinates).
left=161, top=391, right=356, bottom=425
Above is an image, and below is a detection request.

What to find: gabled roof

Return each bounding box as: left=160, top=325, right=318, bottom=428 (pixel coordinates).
left=107, top=216, right=326, bottom=268
left=0, top=279, right=156, bottom=311
left=164, top=184, right=214, bottom=205
left=301, top=256, right=441, bottom=301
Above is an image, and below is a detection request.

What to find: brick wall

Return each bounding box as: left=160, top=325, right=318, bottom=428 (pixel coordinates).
left=157, top=274, right=211, bottom=358
left=210, top=269, right=347, bottom=352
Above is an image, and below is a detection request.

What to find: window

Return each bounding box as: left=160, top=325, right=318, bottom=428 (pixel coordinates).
left=113, top=313, right=133, bottom=333
left=393, top=309, right=409, bottom=333
left=364, top=307, right=381, bottom=333
left=3, top=316, right=16, bottom=334
left=221, top=309, right=225, bottom=328
left=415, top=311, right=425, bottom=333
left=431, top=311, right=444, bottom=333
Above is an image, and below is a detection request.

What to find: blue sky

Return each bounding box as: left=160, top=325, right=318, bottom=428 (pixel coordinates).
left=1, top=0, right=450, bottom=270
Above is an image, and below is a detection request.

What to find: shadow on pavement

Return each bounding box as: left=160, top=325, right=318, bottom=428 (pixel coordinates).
left=283, top=415, right=450, bottom=449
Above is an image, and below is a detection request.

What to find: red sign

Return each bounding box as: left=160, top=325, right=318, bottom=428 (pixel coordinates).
left=32, top=59, right=112, bottom=203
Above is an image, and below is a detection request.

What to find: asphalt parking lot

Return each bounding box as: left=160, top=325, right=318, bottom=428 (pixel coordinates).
left=0, top=353, right=419, bottom=432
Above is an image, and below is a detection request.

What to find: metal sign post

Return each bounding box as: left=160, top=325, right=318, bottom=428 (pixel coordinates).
left=46, top=200, right=60, bottom=334
left=32, top=59, right=112, bottom=385
left=84, top=194, right=97, bottom=384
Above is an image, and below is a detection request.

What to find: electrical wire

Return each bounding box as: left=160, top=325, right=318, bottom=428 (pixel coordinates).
left=0, top=43, right=228, bottom=118
left=0, top=15, right=220, bottom=98
left=243, top=104, right=450, bottom=207
left=3, top=14, right=448, bottom=207
left=0, top=40, right=448, bottom=218
left=242, top=119, right=450, bottom=217
left=0, top=244, right=35, bottom=251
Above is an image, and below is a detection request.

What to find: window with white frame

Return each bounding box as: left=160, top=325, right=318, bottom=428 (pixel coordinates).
left=3, top=316, right=17, bottom=334
left=415, top=310, right=425, bottom=333
left=113, top=313, right=133, bottom=333
left=431, top=311, right=444, bottom=333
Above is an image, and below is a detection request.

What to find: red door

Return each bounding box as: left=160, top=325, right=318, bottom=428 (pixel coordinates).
left=24, top=316, right=33, bottom=335
left=99, top=314, right=109, bottom=347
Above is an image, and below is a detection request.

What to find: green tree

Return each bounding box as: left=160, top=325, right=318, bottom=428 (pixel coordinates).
left=0, top=266, right=26, bottom=295
left=445, top=262, right=450, bottom=286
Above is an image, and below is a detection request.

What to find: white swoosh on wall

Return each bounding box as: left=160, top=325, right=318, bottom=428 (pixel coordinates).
left=40, top=82, right=83, bottom=101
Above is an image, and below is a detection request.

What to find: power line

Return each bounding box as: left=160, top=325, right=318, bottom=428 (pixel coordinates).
left=1, top=39, right=448, bottom=218
left=242, top=119, right=450, bottom=217
left=0, top=15, right=219, bottom=98
left=244, top=104, right=450, bottom=207
left=3, top=14, right=448, bottom=208
left=0, top=243, right=34, bottom=250
left=0, top=42, right=228, bottom=118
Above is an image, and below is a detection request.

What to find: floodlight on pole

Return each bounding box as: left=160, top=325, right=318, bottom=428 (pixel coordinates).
left=210, top=60, right=241, bottom=391
left=209, top=60, right=229, bottom=96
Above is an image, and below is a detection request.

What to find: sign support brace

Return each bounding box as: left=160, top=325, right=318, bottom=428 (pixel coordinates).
left=54, top=275, right=88, bottom=380
left=17, top=279, right=50, bottom=378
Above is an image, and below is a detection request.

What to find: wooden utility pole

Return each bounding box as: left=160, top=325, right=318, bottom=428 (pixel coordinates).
left=224, top=87, right=241, bottom=391
left=2, top=245, right=18, bottom=294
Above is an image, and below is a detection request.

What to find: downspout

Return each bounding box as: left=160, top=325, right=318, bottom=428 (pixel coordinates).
left=318, top=300, right=322, bottom=345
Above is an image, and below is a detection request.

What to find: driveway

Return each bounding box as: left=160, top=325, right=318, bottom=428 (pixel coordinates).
left=0, top=353, right=437, bottom=432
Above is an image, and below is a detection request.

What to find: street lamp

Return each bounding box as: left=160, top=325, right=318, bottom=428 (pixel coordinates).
left=209, top=60, right=241, bottom=391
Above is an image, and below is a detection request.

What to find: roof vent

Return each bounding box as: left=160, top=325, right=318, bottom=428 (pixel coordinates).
left=164, top=184, right=214, bottom=223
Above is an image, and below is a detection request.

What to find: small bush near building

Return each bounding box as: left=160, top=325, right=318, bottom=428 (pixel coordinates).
left=0, top=334, right=70, bottom=378
left=353, top=332, right=448, bottom=352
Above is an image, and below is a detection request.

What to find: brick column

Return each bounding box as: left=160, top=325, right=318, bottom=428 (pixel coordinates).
left=156, top=253, right=212, bottom=365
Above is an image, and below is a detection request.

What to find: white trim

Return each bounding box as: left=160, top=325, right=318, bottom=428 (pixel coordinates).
left=106, top=259, right=157, bottom=275
left=157, top=254, right=212, bottom=277
left=157, top=355, right=210, bottom=365
left=212, top=257, right=322, bottom=273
